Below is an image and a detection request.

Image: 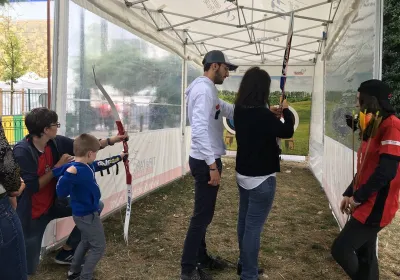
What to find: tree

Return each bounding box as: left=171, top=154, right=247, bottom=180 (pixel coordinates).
left=383, top=0, right=400, bottom=115
left=70, top=24, right=203, bottom=129
left=0, top=15, right=30, bottom=112
left=0, top=16, right=30, bottom=90
left=0, top=0, right=9, bottom=6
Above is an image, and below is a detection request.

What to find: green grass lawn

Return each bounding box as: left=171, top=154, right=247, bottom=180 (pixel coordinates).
left=224, top=101, right=311, bottom=156
left=30, top=159, right=348, bottom=280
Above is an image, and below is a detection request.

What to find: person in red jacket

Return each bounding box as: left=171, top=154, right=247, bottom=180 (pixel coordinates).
left=331, top=79, right=400, bottom=280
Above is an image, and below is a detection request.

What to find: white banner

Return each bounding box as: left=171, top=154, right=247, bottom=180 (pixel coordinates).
left=323, top=136, right=357, bottom=227
left=309, top=47, right=324, bottom=184
left=43, top=128, right=186, bottom=247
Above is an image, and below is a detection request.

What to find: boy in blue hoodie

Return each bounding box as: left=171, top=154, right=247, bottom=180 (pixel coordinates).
left=54, top=133, right=127, bottom=280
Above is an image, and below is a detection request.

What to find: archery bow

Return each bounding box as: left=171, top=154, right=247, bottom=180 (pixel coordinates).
left=92, top=66, right=133, bottom=244
left=280, top=12, right=294, bottom=108
left=277, top=12, right=294, bottom=152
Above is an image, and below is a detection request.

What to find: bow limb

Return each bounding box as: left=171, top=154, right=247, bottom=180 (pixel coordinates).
left=277, top=13, right=294, bottom=153
left=279, top=12, right=294, bottom=108
left=93, top=66, right=133, bottom=244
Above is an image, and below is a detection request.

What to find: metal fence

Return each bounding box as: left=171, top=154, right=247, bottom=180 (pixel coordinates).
left=0, top=116, right=27, bottom=146
left=0, top=89, right=48, bottom=115
left=64, top=101, right=181, bottom=138
left=0, top=89, right=47, bottom=145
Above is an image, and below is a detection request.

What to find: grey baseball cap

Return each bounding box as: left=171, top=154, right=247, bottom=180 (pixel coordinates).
left=202, top=50, right=238, bottom=71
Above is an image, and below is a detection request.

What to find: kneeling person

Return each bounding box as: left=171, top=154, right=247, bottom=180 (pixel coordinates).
left=54, top=133, right=127, bottom=280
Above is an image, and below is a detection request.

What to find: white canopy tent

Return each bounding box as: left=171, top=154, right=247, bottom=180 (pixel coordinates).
left=67, top=0, right=338, bottom=66
left=44, top=0, right=383, bottom=250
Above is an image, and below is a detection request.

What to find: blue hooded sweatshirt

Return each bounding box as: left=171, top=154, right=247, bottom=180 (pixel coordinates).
left=54, top=155, right=121, bottom=216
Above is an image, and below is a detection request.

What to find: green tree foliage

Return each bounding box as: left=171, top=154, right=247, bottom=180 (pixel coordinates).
left=383, top=0, right=400, bottom=114
left=79, top=23, right=201, bottom=105
left=72, top=22, right=203, bottom=131
left=218, top=90, right=311, bottom=105
left=0, top=0, right=9, bottom=6
left=0, top=16, right=30, bottom=92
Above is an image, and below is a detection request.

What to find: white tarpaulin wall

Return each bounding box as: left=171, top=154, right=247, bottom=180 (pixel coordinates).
left=43, top=0, right=382, bottom=249
left=45, top=0, right=333, bottom=249
left=310, top=0, right=382, bottom=228
left=43, top=0, right=200, bottom=249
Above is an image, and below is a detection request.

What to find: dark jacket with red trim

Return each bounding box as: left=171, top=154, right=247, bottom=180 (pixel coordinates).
left=343, top=115, right=400, bottom=227
left=13, top=135, right=74, bottom=233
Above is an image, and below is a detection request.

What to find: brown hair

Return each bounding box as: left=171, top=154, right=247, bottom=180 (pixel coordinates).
left=234, top=67, right=271, bottom=107
left=73, top=133, right=101, bottom=157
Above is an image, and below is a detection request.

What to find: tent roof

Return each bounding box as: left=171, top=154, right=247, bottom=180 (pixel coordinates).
left=76, top=0, right=341, bottom=66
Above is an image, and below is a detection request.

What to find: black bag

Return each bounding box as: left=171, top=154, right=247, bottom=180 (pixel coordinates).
left=0, top=122, right=21, bottom=193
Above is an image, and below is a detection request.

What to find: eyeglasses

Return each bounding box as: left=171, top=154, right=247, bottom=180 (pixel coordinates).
left=50, top=122, right=61, bottom=128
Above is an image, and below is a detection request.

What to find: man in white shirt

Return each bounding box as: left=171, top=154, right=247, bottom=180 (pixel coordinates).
left=180, top=50, right=238, bottom=280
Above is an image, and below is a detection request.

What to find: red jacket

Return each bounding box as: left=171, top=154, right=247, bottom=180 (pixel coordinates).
left=351, top=115, right=400, bottom=227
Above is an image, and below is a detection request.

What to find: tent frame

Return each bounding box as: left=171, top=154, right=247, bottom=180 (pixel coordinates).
left=48, top=0, right=385, bottom=258
left=126, top=0, right=336, bottom=64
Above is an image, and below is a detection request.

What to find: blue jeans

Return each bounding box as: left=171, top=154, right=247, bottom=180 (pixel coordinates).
left=237, top=176, right=276, bottom=280
left=0, top=197, right=28, bottom=280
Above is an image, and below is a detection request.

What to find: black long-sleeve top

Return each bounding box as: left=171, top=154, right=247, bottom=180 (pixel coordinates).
left=234, top=106, right=294, bottom=176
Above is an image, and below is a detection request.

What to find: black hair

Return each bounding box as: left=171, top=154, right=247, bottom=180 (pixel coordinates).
left=25, top=107, right=58, bottom=137
left=358, top=94, right=387, bottom=141
left=359, top=93, right=392, bottom=119
left=203, top=62, right=221, bottom=72
left=234, top=67, right=271, bottom=107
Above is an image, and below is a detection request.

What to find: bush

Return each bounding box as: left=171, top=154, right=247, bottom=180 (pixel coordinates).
left=218, top=90, right=311, bottom=105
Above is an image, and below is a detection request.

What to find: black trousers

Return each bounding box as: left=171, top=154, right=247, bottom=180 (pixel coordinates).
left=331, top=217, right=382, bottom=280
left=181, top=157, right=222, bottom=275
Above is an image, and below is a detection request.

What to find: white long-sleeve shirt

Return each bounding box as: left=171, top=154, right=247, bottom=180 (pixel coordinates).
left=186, top=76, right=234, bottom=165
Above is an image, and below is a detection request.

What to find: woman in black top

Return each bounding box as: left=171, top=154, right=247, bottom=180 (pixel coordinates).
left=234, top=67, right=294, bottom=280
left=0, top=122, right=28, bottom=280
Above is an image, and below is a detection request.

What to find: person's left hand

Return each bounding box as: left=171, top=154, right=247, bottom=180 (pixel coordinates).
left=346, top=196, right=361, bottom=214
left=110, top=132, right=129, bottom=145
left=10, top=178, right=26, bottom=197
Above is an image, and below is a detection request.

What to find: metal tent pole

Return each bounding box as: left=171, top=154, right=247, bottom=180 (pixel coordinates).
left=52, top=0, right=69, bottom=135
left=181, top=35, right=188, bottom=176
